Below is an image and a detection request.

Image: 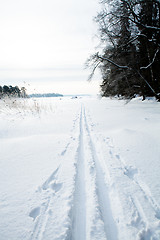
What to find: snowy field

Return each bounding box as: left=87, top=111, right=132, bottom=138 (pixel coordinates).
left=0, top=96, right=160, bottom=240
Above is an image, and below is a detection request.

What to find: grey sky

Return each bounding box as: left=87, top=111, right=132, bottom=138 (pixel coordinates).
left=0, top=0, right=101, bottom=94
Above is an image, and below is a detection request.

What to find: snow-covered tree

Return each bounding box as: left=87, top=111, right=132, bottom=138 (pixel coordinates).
left=87, top=0, right=160, bottom=100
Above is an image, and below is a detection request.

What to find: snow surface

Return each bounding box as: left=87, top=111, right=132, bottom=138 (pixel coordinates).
left=0, top=96, right=160, bottom=240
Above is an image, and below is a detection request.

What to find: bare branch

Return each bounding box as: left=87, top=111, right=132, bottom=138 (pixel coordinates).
left=97, top=54, right=129, bottom=69
left=137, top=71, right=157, bottom=96
left=128, top=17, right=160, bottom=31
left=87, top=61, right=101, bottom=82
left=140, top=48, right=159, bottom=70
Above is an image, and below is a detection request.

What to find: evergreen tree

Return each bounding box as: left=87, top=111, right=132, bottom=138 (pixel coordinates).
left=3, top=85, right=10, bottom=95
left=0, top=85, right=26, bottom=98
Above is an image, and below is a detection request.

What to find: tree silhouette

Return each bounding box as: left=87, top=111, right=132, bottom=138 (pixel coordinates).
left=87, top=0, right=160, bottom=100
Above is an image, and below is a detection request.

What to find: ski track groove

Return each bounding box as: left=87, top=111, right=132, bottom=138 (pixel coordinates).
left=83, top=107, right=118, bottom=240
left=70, top=104, right=117, bottom=240
left=70, top=105, right=86, bottom=240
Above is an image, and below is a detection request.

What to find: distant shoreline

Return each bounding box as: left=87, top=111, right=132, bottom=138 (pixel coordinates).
left=29, top=93, right=92, bottom=98
left=29, top=93, right=63, bottom=98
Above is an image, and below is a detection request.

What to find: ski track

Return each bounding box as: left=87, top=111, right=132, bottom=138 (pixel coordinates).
left=70, top=106, right=86, bottom=240
left=83, top=107, right=118, bottom=240
left=70, top=105, right=117, bottom=240
left=29, top=103, right=160, bottom=240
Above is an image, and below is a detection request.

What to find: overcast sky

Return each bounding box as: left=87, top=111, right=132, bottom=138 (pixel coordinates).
left=0, top=0, right=101, bottom=95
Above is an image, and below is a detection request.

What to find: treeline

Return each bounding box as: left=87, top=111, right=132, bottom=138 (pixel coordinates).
left=87, top=0, right=160, bottom=100
left=29, top=93, right=63, bottom=98
left=0, top=85, right=27, bottom=98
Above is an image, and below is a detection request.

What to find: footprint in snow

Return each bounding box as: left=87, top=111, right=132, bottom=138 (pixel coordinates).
left=124, top=166, right=138, bottom=180
left=29, top=207, right=40, bottom=220
left=61, top=143, right=70, bottom=156
left=50, top=182, right=63, bottom=192
left=115, top=154, right=120, bottom=160
left=42, top=167, right=59, bottom=190
left=155, top=210, right=160, bottom=220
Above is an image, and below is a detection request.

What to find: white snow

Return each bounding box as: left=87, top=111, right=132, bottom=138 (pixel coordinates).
left=0, top=96, right=160, bottom=240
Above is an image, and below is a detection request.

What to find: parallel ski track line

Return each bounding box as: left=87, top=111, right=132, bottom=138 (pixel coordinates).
left=70, top=104, right=108, bottom=240
left=83, top=107, right=118, bottom=240
left=70, top=105, right=86, bottom=240
left=70, top=105, right=118, bottom=239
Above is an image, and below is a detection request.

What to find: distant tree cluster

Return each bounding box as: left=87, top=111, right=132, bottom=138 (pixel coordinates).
left=29, top=93, right=63, bottom=98
left=87, top=0, right=160, bottom=100
left=0, top=85, right=27, bottom=98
